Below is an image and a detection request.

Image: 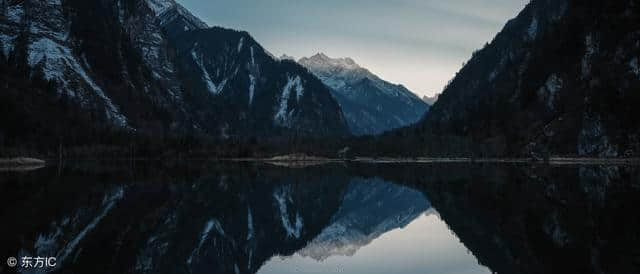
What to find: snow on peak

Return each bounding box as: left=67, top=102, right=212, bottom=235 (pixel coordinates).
left=279, top=54, right=295, bottom=61
left=146, top=0, right=175, bottom=15
left=300, top=52, right=362, bottom=71
left=153, top=0, right=208, bottom=29
left=299, top=53, right=421, bottom=102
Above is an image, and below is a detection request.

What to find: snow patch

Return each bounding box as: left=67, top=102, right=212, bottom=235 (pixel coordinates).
left=581, top=34, right=599, bottom=79
left=248, top=74, right=256, bottom=106
left=528, top=16, right=539, bottom=40
left=116, top=0, right=125, bottom=24
left=274, top=75, right=303, bottom=127
left=238, top=37, right=244, bottom=53
left=537, top=74, right=563, bottom=109
left=0, top=34, right=15, bottom=57
left=57, top=187, right=124, bottom=263
left=187, top=219, right=224, bottom=265
left=250, top=46, right=255, bottom=66
left=191, top=49, right=226, bottom=95
left=28, top=38, right=128, bottom=127
left=6, top=2, right=24, bottom=23
left=247, top=207, right=254, bottom=240
left=578, top=114, right=618, bottom=157
left=630, top=57, right=640, bottom=77
left=273, top=186, right=303, bottom=239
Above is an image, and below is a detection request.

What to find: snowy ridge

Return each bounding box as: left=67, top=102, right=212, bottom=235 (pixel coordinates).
left=28, top=38, right=128, bottom=127
left=298, top=52, right=428, bottom=135
left=298, top=53, right=420, bottom=102
left=146, top=0, right=176, bottom=15
left=156, top=2, right=208, bottom=29
left=3, top=0, right=130, bottom=127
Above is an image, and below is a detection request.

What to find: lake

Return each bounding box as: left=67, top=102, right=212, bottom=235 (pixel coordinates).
left=1, top=161, right=639, bottom=274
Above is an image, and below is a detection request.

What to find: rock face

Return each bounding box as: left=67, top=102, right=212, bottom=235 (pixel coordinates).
left=299, top=53, right=428, bottom=136
left=418, top=0, right=640, bottom=156
left=0, top=0, right=349, bottom=140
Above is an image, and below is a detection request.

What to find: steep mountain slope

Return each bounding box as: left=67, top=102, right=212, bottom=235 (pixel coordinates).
left=172, top=30, right=348, bottom=137
left=417, top=0, right=640, bottom=157
left=299, top=53, right=428, bottom=135
left=0, top=0, right=348, bottom=146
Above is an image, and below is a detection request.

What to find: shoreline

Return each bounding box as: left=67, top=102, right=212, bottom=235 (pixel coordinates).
left=229, top=156, right=640, bottom=165
left=0, top=157, right=46, bottom=171
left=0, top=157, right=46, bottom=166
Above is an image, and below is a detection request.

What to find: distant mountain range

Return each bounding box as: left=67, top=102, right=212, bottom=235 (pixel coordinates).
left=299, top=53, right=429, bottom=135
left=422, top=94, right=439, bottom=105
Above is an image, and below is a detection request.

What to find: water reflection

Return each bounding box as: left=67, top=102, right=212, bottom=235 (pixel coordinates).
left=0, top=162, right=638, bottom=274
left=260, top=208, right=491, bottom=274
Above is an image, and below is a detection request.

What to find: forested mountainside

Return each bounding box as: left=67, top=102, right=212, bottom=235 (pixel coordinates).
left=353, top=0, right=640, bottom=157
left=410, top=0, right=640, bottom=157
left=299, top=53, right=428, bottom=136
left=0, top=0, right=348, bottom=155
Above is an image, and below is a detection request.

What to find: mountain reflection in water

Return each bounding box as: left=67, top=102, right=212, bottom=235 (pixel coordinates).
left=0, top=162, right=638, bottom=274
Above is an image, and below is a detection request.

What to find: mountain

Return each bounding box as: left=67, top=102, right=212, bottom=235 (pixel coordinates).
left=414, top=0, right=640, bottom=157
left=0, top=0, right=348, bottom=147
left=422, top=94, right=439, bottom=105
left=299, top=53, right=428, bottom=136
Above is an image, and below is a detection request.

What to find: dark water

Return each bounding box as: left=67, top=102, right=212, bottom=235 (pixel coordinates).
left=1, top=162, right=639, bottom=274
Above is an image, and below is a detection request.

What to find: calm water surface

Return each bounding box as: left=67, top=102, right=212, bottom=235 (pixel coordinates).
left=1, top=162, right=639, bottom=274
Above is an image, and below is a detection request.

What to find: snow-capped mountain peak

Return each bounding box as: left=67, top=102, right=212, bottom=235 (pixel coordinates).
left=298, top=53, right=428, bottom=135
left=146, top=0, right=177, bottom=16
left=146, top=0, right=175, bottom=15
left=301, top=53, right=361, bottom=72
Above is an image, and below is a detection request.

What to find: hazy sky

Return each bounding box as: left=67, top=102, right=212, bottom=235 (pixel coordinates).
left=178, top=0, right=529, bottom=97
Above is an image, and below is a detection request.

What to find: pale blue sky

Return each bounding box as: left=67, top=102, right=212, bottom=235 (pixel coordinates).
left=178, top=0, right=529, bottom=97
